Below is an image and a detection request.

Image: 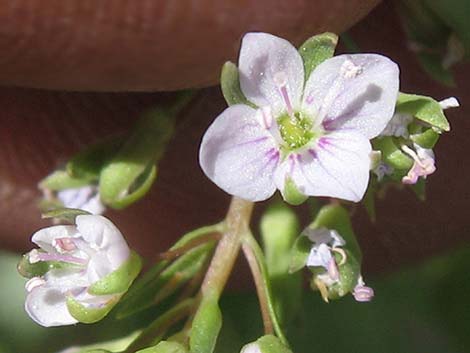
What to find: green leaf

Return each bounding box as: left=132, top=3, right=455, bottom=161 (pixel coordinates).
left=39, top=170, right=91, bottom=191
left=281, top=178, right=308, bottom=206
left=410, top=177, right=426, bottom=201
left=136, top=341, right=187, bottom=353
left=41, top=207, right=91, bottom=223
left=116, top=243, right=215, bottom=318
left=298, top=32, right=338, bottom=82
left=260, top=203, right=302, bottom=326
left=372, top=137, right=413, bottom=171
left=67, top=137, right=124, bottom=181
left=67, top=295, right=120, bottom=324
left=257, top=335, right=293, bottom=353
left=88, top=251, right=142, bottom=296
left=397, top=92, right=451, bottom=131
left=116, top=224, right=222, bottom=318
left=190, top=295, right=222, bottom=353
left=99, top=107, right=175, bottom=209
left=410, top=128, right=440, bottom=149
left=220, top=61, right=256, bottom=107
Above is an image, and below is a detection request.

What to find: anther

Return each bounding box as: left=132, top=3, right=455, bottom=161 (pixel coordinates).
left=274, top=71, right=295, bottom=119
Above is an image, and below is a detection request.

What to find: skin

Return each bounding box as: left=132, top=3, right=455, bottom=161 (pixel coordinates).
left=1, top=1, right=469, bottom=279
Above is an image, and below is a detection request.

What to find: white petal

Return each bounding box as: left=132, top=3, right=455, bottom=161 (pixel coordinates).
left=25, top=285, right=78, bottom=327
left=238, top=32, right=304, bottom=115
left=31, top=225, right=79, bottom=253
left=306, top=243, right=333, bottom=269
left=76, top=215, right=130, bottom=270
left=303, top=54, right=399, bottom=139
left=199, top=105, right=279, bottom=202
left=274, top=132, right=372, bottom=202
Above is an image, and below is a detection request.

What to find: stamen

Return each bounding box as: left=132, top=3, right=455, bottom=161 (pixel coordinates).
left=401, top=145, right=422, bottom=165
left=327, top=257, right=340, bottom=281
left=52, top=237, right=77, bottom=253
left=313, top=277, right=330, bottom=303
left=340, top=59, right=363, bottom=79
left=273, top=71, right=294, bottom=119
left=25, top=277, right=46, bottom=292
left=260, top=106, right=273, bottom=130
left=353, top=284, right=375, bottom=302
left=331, top=247, right=347, bottom=266
left=30, top=249, right=87, bottom=266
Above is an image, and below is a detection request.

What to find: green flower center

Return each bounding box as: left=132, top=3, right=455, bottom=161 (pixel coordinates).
left=278, top=112, right=315, bottom=150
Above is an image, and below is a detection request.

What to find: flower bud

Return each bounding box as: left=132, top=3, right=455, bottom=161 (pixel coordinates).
left=241, top=335, right=292, bottom=353
left=19, top=214, right=142, bottom=327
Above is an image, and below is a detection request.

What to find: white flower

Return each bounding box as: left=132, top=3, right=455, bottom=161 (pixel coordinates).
left=401, top=144, right=436, bottom=184
left=304, top=227, right=346, bottom=283
left=199, top=32, right=399, bottom=202
left=57, top=185, right=105, bottom=215
left=24, top=215, right=130, bottom=327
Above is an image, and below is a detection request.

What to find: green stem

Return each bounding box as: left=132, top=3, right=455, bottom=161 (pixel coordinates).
left=242, top=233, right=289, bottom=346
left=124, top=298, right=195, bottom=353
left=200, top=197, right=254, bottom=300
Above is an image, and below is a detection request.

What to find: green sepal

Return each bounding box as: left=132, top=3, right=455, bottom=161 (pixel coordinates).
left=67, top=137, right=124, bottom=181
left=410, top=128, right=440, bottom=149
left=289, top=235, right=312, bottom=274
left=397, top=92, right=450, bottom=131
left=372, top=137, right=413, bottom=171
left=220, top=61, right=256, bottom=107
left=17, top=252, right=49, bottom=278
left=256, top=335, right=293, bottom=353
left=311, top=248, right=361, bottom=300
left=310, top=204, right=361, bottom=261
left=88, top=251, right=142, bottom=296
left=66, top=294, right=120, bottom=324
left=281, top=178, right=308, bottom=206
left=299, top=32, right=338, bottom=82
left=189, top=295, right=222, bottom=353
left=363, top=181, right=377, bottom=222
left=261, top=202, right=301, bottom=326
left=99, top=107, right=175, bottom=209
left=39, top=170, right=91, bottom=191
left=136, top=341, right=187, bottom=353
left=42, top=207, right=91, bottom=223
left=17, top=251, right=81, bottom=278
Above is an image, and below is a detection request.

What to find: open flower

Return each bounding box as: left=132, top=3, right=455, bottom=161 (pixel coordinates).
left=22, top=215, right=140, bottom=327
left=200, top=32, right=399, bottom=202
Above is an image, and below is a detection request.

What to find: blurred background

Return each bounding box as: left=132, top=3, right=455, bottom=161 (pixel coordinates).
left=0, top=1, right=469, bottom=352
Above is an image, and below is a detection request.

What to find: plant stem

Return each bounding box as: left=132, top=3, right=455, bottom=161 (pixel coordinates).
left=200, top=197, right=254, bottom=300
left=242, top=239, right=274, bottom=335
left=123, top=298, right=195, bottom=353
left=242, top=233, right=289, bottom=345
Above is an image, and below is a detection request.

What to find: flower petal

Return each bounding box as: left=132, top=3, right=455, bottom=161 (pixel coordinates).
left=76, top=215, right=130, bottom=270
left=31, top=225, right=79, bottom=253
left=302, top=54, right=399, bottom=139
left=238, top=32, right=304, bottom=115
left=199, top=105, right=279, bottom=202
left=25, top=285, right=78, bottom=327
left=274, top=132, right=372, bottom=202
left=307, top=243, right=333, bottom=269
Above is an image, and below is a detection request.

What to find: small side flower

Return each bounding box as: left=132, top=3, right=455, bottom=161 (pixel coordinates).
left=19, top=215, right=141, bottom=327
